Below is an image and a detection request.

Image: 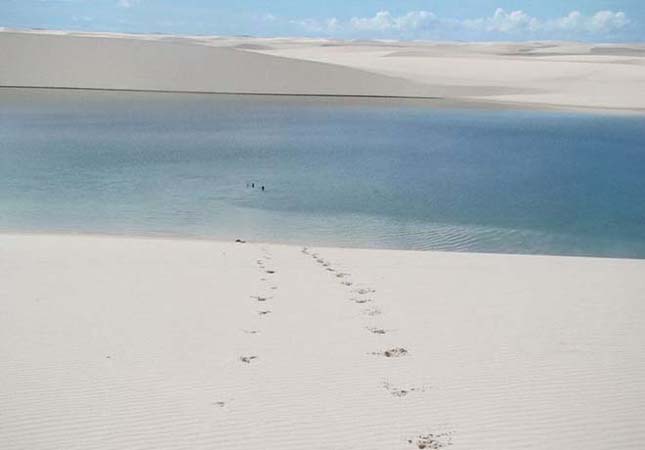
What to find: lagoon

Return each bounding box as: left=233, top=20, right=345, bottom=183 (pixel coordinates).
left=1, top=88, right=644, bottom=258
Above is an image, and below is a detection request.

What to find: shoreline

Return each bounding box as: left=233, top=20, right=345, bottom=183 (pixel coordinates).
left=2, top=230, right=644, bottom=262
left=2, top=85, right=644, bottom=116
left=0, top=85, right=443, bottom=101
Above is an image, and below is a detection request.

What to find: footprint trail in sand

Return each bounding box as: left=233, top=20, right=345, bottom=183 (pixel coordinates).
left=301, top=246, right=450, bottom=447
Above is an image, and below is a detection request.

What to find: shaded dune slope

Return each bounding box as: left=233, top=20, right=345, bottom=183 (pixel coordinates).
left=0, top=33, right=436, bottom=98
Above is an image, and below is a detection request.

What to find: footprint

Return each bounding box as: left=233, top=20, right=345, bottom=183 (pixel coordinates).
left=251, top=296, right=269, bottom=302
left=382, top=382, right=410, bottom=397
left=240, top=356, right=258, bottom=364
left=363, top=306, right=382, bottom=316
left=326, top=268, right=335, bottom=272
left=408, top=432, right=453, bottom=449
left=340, top=281, right=353, bottom=286
left=354, top=288, right=376, bottom=295
left=367, top=327, right=387, bottom=335
left=270, top=286, right=278, bottom=290
left=257, top=310, right=272, bottom=316
left=352, top=298, right=373, bottom=304
left=373, top=347, right=408, bottom=358
left=384, top=348, right=408, bottom=357
left=382, top=381, right=428, bottom=397
left=335, top=273, right=350, bottom=278
left=212, top=401, right=227, bottom=407
left=242, top=329, right=260, bottom=334
left=265, top=270, right=276, bottom=274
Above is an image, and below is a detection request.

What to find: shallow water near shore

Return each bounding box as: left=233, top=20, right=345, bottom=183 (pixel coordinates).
left=1, top=88, right=644, bottom=258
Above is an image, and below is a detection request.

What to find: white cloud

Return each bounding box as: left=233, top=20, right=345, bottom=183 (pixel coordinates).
left=350, top=11, right=392, bottom=31
left=551, top=10, right=582, bottom=31
left=290, top=17, right=340, bottom=33
left=350, top=10, right=437, bottom=32
left=464, top=8, right=630, bottom=35
left=326, top=17, right=340, bottom=32
left=286, top=8, right=630, bottom=38
left=464, top=8, right=540, bottom=33
left=586, top=10, right=629, bottom=33
left=544, top=10, right=629, bottom=34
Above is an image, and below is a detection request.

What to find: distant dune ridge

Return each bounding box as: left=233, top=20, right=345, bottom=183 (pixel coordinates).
left=2, top=29, right=645, bottom=112
left=0, top=31, right=435, bottom=98
left=1, top=233, right=645, bottom=449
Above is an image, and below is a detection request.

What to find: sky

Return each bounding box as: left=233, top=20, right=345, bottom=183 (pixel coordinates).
left=2, top=0, right=644, bottom=42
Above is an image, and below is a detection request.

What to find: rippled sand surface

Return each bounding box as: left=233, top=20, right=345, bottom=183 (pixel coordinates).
left=2, top=233, right=645, bottom=450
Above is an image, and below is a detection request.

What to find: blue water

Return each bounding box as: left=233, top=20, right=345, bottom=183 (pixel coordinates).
left=1, top=88, right=644, bottom=258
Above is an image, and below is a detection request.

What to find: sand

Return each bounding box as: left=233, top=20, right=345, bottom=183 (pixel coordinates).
left=2, top=30, right=645, bottom=112
left=2, top=233, right=645, bottom=449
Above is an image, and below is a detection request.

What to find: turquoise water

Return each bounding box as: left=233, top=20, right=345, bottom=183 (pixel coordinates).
left=1, top=88, right=645, bottom=258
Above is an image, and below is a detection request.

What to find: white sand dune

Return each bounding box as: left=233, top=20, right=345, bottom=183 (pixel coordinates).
left=2, top=233, right=645, bottom=450
left=247, top=40, right=645, bottom=112
left=2, top=30, right=645, bottom=112
left=0, top=31, right=435, bottom=98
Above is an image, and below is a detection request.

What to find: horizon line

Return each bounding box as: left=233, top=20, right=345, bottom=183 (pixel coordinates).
left=2, top=27, right=645, bottom=46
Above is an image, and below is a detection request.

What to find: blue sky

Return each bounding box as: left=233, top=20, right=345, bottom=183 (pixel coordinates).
left=2, top=1, right=643, bottom=41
